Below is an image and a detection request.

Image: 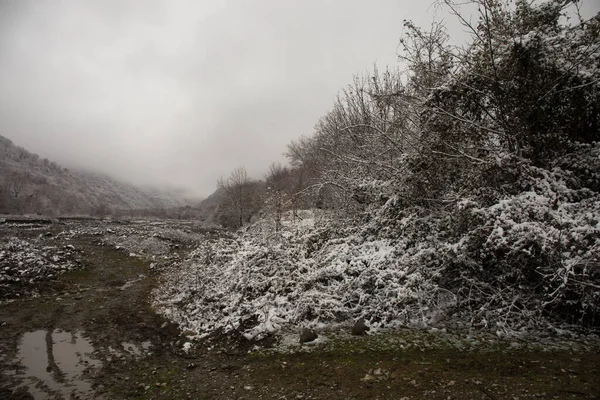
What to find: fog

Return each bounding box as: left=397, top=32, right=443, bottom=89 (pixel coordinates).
left=1, top=0, right=597, bottom=196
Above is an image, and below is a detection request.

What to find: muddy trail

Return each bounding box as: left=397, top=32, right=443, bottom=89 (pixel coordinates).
left=1, top=224, right=599, bottom=399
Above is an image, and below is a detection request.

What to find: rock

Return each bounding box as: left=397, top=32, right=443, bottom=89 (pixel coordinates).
left=352, top=318, right=369, bottom=335
left=361, top=373, right=375, bottom=382
left=10, top=386, right=34, bottom=400
left=299, top=328, right=318, bottom=343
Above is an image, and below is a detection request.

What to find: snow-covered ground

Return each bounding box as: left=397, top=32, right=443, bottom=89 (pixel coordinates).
left=0, top=232, right=83, bottom=298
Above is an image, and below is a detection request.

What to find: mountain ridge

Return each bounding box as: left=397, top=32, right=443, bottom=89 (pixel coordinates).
left=0, top=134, right=197, bottom=216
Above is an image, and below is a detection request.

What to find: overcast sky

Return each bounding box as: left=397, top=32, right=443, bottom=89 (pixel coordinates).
left=1, top=0, right=598, bottom=197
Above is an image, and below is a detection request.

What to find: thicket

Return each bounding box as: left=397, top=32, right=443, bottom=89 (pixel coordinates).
left=207, top=0, right=600, bottom=333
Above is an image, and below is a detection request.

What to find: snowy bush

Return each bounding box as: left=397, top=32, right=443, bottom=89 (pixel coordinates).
left=154, top=210, right=453, bottom=340
left=155, top=151, right=599, bottom=339
left=154, top=0, right=599, bottom=340
left=453, top=156, right=600, bottom=330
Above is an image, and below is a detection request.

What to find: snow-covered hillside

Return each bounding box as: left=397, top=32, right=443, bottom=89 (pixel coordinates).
left=0, top=135, right=192, bottom=215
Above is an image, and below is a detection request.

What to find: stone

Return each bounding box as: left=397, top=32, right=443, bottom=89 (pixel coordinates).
left=299, top=328, right=318, bottom=343
left=10, top=386, right=34, bottom=400
left=352, top=318, right=369, bottom=335
left=361, top=373, right=375, bottom=382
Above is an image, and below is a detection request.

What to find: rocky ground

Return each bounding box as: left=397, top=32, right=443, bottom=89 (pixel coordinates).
left=0, top=220, right=599, bottom=399
left=0, top=232, right=84, bottom=299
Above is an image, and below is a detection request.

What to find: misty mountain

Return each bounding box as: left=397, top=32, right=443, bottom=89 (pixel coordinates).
left=194, top=187, right=226, bottom=225
left=0, top=135, right=194, bottom=216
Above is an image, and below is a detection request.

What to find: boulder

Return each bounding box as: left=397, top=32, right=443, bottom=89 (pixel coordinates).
left=299, top=328, right=318, bottom=343
left=352, top=318, right=369, bottom=335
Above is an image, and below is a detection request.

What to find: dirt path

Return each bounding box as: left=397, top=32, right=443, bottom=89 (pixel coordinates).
left=0, top=233, right=174, bottom=399
left=1, top=230, right=599, bottom=399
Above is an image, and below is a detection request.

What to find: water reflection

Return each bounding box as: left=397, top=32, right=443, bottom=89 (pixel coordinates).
left=15, top=329, right=100, bottom=399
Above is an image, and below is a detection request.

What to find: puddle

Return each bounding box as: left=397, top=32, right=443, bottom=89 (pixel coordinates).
left=13, top=329, right=101, bottom=399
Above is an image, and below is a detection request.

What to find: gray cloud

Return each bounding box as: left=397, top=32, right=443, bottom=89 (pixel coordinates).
left=1, top=0, right=597, bottom=196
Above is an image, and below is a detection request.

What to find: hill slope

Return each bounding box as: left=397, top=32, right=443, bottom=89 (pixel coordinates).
left=0, top=135, right=192, bottom=215
left=194, top=187, right=225, bottom=224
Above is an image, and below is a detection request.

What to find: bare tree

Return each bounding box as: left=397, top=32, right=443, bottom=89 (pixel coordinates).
left=6, top=171, right=30, bottom=199
left=2, top=171, right=33, bottom=213
left=265, top=163, right=293, bottom=231
left=217, top=167, right=264, bottom=229
left=93, top=199, right=111, bottom=219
